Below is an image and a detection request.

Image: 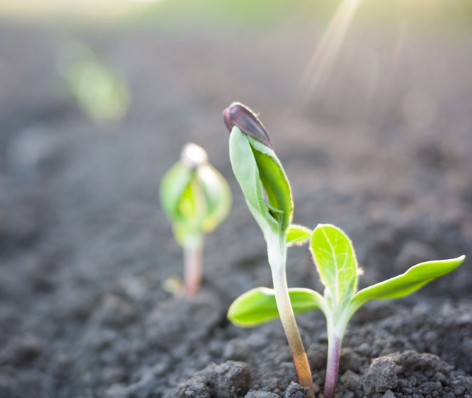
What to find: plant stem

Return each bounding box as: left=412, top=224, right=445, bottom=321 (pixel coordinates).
left=184, top=234, right=204, bottom=298
left=324, top=331, right=342, bottom=398
left=269, top=240, right=314, bottom=398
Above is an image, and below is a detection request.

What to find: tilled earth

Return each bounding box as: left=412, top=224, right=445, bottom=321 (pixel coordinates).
left=0, top=21, right=471, bottom=398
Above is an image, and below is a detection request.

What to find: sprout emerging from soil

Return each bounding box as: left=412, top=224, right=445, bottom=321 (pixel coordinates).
left=160, top=143, right=231, bottom=298
left=229, top=223, right=465, bottom=398
left=223, top=102, right=315, bottom=397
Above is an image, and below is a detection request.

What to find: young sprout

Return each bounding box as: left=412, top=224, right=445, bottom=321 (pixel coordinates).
left=229, top=223, right=465, bottom=398
left=223, top=102, right=315, bottom=397
left=160, top=143, right=231, bottom=298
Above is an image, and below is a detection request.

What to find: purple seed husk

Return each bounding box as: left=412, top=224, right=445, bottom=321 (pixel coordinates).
left=223, top=102, right=273, bottom=149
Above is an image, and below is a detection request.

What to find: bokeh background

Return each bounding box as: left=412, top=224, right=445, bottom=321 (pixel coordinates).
left=1, top=1, right=472, bottom=397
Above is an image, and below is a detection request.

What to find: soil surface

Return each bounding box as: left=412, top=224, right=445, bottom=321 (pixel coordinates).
left=0, top=21, right=471, bottom=398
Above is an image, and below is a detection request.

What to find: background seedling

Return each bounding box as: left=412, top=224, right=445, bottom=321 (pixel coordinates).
left=160, top=143, right=231, bottom=298
left=223, top=102, right=315, bottom=397
left=228, top=223, right=465, bottom=398
left=59, top=40, right=130, bottom=123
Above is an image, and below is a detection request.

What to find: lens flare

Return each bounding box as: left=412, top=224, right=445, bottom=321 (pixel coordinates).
left=294, top=0, right=362, bottom=110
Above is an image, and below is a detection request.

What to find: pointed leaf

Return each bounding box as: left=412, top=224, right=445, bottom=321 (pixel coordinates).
left=287, top=224, right=312, bottom=247
left=251, top=136, right=293, bottom=233
left=351, top=255, right=465, bottom=311
left=227, top=287, right=324, bottom=328
left=229, top=127, right=293, bottom=238
left=310, top=224, right=358, bottom=308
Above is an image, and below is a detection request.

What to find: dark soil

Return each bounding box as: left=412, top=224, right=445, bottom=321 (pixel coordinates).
left=0, top=20, right=471, bottom=398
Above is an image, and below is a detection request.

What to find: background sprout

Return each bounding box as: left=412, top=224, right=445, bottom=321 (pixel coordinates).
left=59, top=40, right=130, bottom=123
left=160, top=143, right=231, bottom=298
left=228, top=223, right=465, bottom=398
left=223, top=102, right=315, bottom=397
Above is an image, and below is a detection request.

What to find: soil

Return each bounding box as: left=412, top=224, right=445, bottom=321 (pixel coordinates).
left=0, top=20, right=472, bottom=398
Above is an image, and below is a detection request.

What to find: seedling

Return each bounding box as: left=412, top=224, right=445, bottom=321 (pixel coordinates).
left=160, top=143, right=231, bottom=298
left=229, top=223, right=465, bottom=398
left=60, top=40, right=129, bottom=122
left=223, top=102, right=315, bottom=397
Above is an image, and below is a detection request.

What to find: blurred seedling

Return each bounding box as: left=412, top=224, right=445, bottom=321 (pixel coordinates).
left=160, top=143, right=231, bottom=298
left=229, top=223, right=465, bottom=398
left=223, top=102, right=315, bottom=397
left=58, top=40, right=130, bottom=123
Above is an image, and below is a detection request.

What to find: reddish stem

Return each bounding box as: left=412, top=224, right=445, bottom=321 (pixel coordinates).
left=184, top=236, right=203, bottom=298
left=324, top=335, right=341, bottom=398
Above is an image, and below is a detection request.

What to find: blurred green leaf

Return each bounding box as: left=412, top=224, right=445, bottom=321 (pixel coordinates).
left=160, top=143, right=231, bottom=245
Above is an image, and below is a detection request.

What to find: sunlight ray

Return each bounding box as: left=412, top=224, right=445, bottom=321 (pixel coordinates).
left=295, top=0, right=362, bottom=110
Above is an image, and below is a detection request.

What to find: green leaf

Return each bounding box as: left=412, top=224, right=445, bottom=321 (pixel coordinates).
left=351, top=255, right=465, bottom=311
left=310, top=224, right=358, bottom=309
left=160, top=163, right=195, bottom=223
left=227, top=287, right=324, bottom=327
left=160, top=145, right=231, bottom=244
left=196, top=164, right=232, bottom=233
left=287, top=224, right=312, bottom=247
left=250, top=137, right=293, bottom=233
left=229, top=127, right=293, bottom=238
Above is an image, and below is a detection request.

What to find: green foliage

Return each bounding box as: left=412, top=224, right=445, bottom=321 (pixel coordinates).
left=228, top=223, right=465, bottom=332
left=160, top=143, right=231, bottom=245
left=286, top=224, right=312, bottom=247
left=228, top=287, right=324, bottom=328
left=61, top=40, right=130, bottom=123
left=160, top=162, right=194, bottom=223
left=310, top=224, right=358, bottom=313
left=224, top=101, right=465, bottom=398
left=309, top=225, right=464, bottom=328
left=351, top=256, right=464, bottom=312
left=229, top=127, right=293, bottom=240
left=225, top=103, right=315, bottom=394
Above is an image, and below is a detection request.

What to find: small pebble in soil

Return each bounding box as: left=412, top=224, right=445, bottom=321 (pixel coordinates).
left=178, top=361, right=251, bottom=398
left=356, top=342, right=372, bottom=356
left=341, top=370, right=363, bottom=391
left=283, top=382, right=310, bottom=398
left=207, top=361, right=251, bottom=398
left=177, top=376, right=212, bottom=398
left=363, top=357, right=398, bottom=395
